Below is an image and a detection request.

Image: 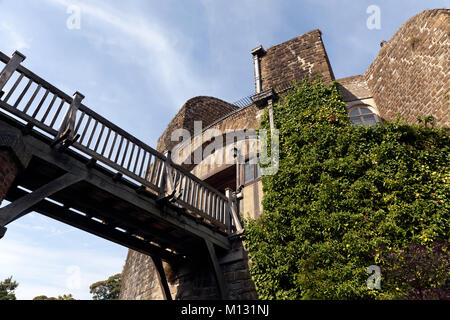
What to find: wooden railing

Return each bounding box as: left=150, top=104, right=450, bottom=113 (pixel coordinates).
left=0, top=51, right=243, bottom=234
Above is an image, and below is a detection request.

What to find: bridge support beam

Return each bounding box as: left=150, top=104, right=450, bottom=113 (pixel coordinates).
left=0, top=172, right=84, bottom=237
left=205, top=239, right=227, bottom=299
left=0, top=130, right=31, bottom=239
left=151, top=256, right=173, bottom=300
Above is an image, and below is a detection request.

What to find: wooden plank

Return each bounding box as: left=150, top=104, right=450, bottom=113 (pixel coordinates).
left=86, top=119, right=98, bottom=148
left=151, top=256, right=173, bottom=300
left=3, top=73, right=24, bottom=103
left=23, top=84, right=41, bottom=113
left=0, top=172, right=85, bottom=226
left=13, top=78, right=32, bottom=108
left=100, top=127, right=111, bottom=156
left=49, top=99, right=65, bottom=128
left=205, top=239, right=227, bottom=299
left=32, top=88, right=50, bottom=118
left=0, top=51, right=26, bottom=91
left=94, top=123, right=105, bottom=152
left=40, top=93, right=57, bottom=123
left=9, top=127, right=230, bottom=249
left=24, top=194, right=179, bottom=262
left=127, top=143, right=135, bottom=170
left=108, top=132, right=118, bottom=159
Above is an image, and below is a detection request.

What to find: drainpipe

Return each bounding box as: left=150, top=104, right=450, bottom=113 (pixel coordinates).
left=251, top=45, right=266, bottom=94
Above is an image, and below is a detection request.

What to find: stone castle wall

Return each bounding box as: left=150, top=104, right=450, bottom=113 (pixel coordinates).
left=365, top=9, right=449, bottom=127
left=120, top=9, right=449, bottom=300
left=260, top=29, right=335, bottom=91
left=157, top=96, right=238, bottom=153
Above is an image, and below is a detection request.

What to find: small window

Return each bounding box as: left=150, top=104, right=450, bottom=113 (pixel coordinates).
left=244, top=162, right=255, bottom=184
left=243, top=159, right=261, bottom=185
left=348, top=105, right=381, bottom=126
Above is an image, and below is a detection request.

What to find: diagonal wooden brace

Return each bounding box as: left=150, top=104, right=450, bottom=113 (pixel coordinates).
left=150, top=256, right=173, bottom=300
left=205, top=239, right=227, bottom=299
left=0, top=172, right=85, bottom=228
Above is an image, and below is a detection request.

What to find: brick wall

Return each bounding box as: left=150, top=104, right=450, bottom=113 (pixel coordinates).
left=260, top=29, right=335, bottom=92
left=157, top=96, right=238, bottom=153
left=0, top=150, right=18, bottom=205
left=121, top=100, right=259, bottom=301
left=120, top=238, right=257, bottom=300
left=365, top=9, right=450, bottom=127
left=337, top=75, right=373, bottom=103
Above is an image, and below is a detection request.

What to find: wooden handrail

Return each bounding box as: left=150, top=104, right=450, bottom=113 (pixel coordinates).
left=0, top=51, right=234, bottom=232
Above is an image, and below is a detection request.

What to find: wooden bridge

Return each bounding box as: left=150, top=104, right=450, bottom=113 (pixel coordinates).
left=0, top=51, right=243, bottom=299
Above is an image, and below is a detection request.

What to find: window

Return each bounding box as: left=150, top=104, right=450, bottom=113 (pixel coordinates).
left=348, top=105, right=381, bottom=126
left=243, top=159, right=261, bottom=185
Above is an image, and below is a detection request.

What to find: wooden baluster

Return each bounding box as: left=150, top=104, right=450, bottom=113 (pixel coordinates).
left=49, top=100, right=66, bottom=128
left=108, top=132, right=118, bottom=160
left=101, top=127, right=112, bottom=156
left=114, top=136, right=124, bottom=163
left=138, top=151, right=147, bottom=178
left=94, top=124, right=105, bottom=152
left=142, top=153, right=152, bottom=180
left=120, top=140, right=130, bottom=167
left=40, top=93, right=57, bottom=123
left=32, top=89, right=49, bottom=118
left=13, top=78, right=32, bottom=108
left=56, top=92, right=84, bottom=141
left=133, top=147, right=141, bottom=174
left=155, top=158, right=164, bottom=188
left=0, top=51, right=26, bottom=92
left=149, top=156, right=158, bottom=185
left=225, top=189, right=243, bottom=234
left=23, top=84, right=41, bottom=113
left=126, top=143, right=136, bottom=171
left=3, top=73, right=24, bottom=103
left=86, top=120, right=98, bottom=148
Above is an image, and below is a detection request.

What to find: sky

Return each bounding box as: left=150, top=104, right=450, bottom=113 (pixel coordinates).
left=0, top=0, right=448, bottom=300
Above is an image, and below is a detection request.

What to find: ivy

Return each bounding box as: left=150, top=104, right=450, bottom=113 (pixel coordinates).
left=243, top=78, right=450, bottom=300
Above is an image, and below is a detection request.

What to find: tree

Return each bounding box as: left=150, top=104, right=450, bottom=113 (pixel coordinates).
left=33, top=294, right=76, bottom=300
left=89, top=273, right=121, bottom=300
left=0, top=277, right=18, bottom=300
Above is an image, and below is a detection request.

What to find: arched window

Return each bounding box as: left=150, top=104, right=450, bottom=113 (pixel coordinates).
left=348, top=105, right=381, bottom=126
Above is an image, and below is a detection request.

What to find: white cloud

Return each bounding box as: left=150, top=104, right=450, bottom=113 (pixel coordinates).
left=0, top=237, right=125, bottom=300
left=44, top=0, right=207, bottom=108
left=0, top=22, right=31, bottom=53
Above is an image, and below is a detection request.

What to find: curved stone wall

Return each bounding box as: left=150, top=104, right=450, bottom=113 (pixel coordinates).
left=157, top=96, right=239, bottom=153
left=365, top=9, right=449, bottom=127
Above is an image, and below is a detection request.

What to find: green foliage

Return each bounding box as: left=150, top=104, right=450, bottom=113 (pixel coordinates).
left=33, top=294, right=76, bottom=300
left=243, top=78, right=450, bottom=300
left=89, top=273, right=121, bottom=300
left=0, top=277, right=18, bottom=300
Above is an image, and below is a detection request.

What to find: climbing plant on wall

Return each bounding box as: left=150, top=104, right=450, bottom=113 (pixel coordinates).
left=243, top=78, right=449, bottom=300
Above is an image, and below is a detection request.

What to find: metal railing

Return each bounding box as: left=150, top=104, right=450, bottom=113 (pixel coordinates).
left=230, top=79, right=300, bottom=109
left=0, top=51, right=243, bottom=234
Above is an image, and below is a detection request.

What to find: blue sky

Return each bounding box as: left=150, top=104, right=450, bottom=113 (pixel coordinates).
left=0, top=0, right=448, bottom=300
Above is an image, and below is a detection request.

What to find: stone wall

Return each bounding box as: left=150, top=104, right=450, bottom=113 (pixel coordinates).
left=365, top=9, right=450, bottom=127
left=121, top=103, right=261, bottom=301
left=337, top=75, right=373, bottom=103
left=120, top=9, right=450, bottom=301
left=157, top=96, right=238, bottom=153
left=260, top=29, right=335, bottom=92
left=0, top=150, right=18, bottom=205
left=120, top=237, right=257, bottom=300
left=0, top=130, right=30, bottom=239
